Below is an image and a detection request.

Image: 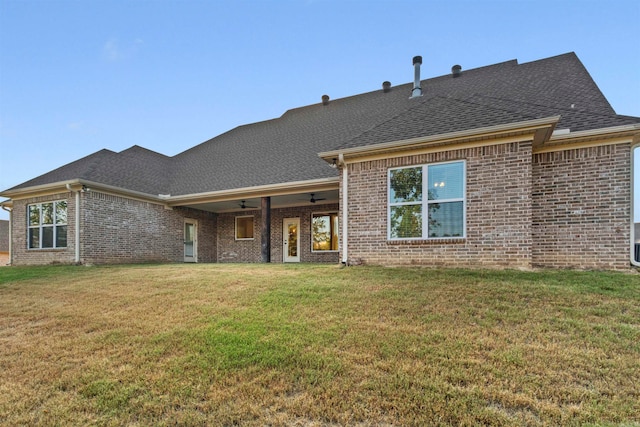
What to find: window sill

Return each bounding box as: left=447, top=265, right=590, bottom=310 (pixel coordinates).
left=387, top=238, right=466, bottom=245
left=27, top=248, right=68, bottom=251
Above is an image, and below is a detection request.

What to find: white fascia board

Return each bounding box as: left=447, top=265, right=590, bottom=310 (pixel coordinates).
left=165, top=176, right=340, bottom=205
left=1, top=179, right=165, bottom=204
left=548, top=123, right=640, bottom=142
left=318, top=116, right=561, bottom=161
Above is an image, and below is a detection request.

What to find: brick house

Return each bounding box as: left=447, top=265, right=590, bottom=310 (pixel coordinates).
left=2, top=52, right=639, bottom=269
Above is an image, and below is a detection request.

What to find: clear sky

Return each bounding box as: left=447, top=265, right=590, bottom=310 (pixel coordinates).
left=1, top=0, right=639, bottom=221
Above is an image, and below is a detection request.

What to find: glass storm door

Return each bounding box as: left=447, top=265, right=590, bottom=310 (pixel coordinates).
left=184, top=219, right=197, bottom=263
left=283, top=218, right=300, bottom=263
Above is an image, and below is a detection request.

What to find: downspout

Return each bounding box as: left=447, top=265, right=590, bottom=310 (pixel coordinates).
left=1, top=205, right=11, bottom=265
left=339, top=154, right=348, bottom=265
left=66, top=184, right=81, bottom=264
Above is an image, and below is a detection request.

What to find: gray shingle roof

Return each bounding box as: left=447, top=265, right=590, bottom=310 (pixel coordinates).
left=4, top=52, right=639, bottom=197
left=4, top=146, right=172, bottom=194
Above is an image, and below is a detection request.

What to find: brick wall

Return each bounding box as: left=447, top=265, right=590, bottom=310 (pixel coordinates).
left=81, top=192, right=217, bottom=264
left=10, top=192, right=77, bottom=265
left=342, top=141, right=533, bottom=268
left=532, top=143, right=631, bottom=269
left=217, top=203, right=340, bottom=263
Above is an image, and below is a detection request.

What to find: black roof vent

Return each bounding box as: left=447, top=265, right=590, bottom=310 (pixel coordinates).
left=382, top=81, right=391, bottom=93
left=411, top=56, right=423, bottom=98
left=321, top=95, right=330, bottom=105
left=452, top=64, right=462, bottom=78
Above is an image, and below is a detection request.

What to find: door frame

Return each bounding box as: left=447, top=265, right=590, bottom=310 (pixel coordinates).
left=283, top=217, right=300, bottom=263
left=184, top=218, right=198, bottom=263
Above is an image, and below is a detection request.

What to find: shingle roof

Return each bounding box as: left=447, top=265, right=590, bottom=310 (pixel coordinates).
left=4, top=52, right=639, bottom=196
left=4, top=145, right=172, bottom=194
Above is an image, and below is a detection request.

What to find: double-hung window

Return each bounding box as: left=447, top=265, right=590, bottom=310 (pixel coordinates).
left=28, top=201, right=68, bottom=249
left=388, top=160, right=465, bottom=240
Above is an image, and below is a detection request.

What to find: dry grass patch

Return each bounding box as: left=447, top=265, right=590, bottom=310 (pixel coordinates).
left=1, top=264, right=639, bottom=426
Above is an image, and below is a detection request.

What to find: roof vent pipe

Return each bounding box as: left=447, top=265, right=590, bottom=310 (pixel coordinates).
left=452, top=64, right=462, bottom=78
left=322, top=94, right=330, bottom=105
left=411, top=56, right=422, bottom=98
left=382, top=81, right=391, bottom=93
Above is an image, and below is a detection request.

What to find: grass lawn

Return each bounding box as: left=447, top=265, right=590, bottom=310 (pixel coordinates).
left=0, top=264, right=638, bottom=426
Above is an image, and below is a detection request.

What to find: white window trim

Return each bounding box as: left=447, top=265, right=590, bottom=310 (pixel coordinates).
left=387, top=160, right=466, bottom=241
left=27, top=200, right=68, bottom=249
left=235, top=215, right=255, bottom=241
left=311, top=211, right=339, bottom=253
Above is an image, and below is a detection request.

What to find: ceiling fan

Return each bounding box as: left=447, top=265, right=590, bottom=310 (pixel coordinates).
left=239, top=200, right=257, bottom=209
left=309, top=193, right=326, bottom=204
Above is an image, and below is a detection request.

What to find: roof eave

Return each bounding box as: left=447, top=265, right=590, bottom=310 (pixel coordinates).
left=319, top=116, right=561, bottom=162
left=0, top=179, right=85, bottom=200
left=165, top=177, right=340, bottom=206
left=0, top=179, right=165, bottom=204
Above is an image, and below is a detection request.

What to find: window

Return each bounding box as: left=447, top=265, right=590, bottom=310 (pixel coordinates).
left=388, top=161, right=465, bottom=239
left=28, top=200, right=68, bottom=249
left=235, top=216, right=254, bottom=240
left=312, top=212, right=339, bottom=251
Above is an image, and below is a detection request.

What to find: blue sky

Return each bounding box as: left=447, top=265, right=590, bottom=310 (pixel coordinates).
left=1, top=0, right=639, bottom=221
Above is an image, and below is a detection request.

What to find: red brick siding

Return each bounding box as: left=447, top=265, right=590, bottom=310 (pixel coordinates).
left=532, top=143, right=631, bottom=269
left=342, top=141, right=533, bottom=268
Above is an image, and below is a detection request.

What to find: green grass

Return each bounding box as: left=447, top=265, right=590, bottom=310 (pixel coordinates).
left=0, top=264, right=639, bottom=426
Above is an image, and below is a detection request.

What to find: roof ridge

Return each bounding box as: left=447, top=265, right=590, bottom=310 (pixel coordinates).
left=119, top=145, right=171, bottom=158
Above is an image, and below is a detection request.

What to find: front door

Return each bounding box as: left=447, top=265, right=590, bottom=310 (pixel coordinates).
left=184, top=219, right=197, bottom=263
left=283, top=217, right=300, bottom=263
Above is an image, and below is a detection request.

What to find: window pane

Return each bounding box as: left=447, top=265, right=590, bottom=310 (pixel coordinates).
left=29, top=205, right=40, bottom=226
left=390, top=167, right=422, bottom=203
left=29, top=228, right=40, bottom=248
left=428, top=201, right=464, bottom=238
left=42, top=203, right=54, bottom=225
left=42, top=226, right=54, bottom=248
left=236, top=217, right=254, bottom=239
left=313, top=214, right=338, bottom=251
left=390, top=205, right=422, bottom=238
left=185, top=242, right=194, bottom=257
left=56, top=225, right=67, bottom=248
left=428, top=162, right=464, bottom=200
left=55, top=201, right=67, bottom=224
left=185, top=223, right=194, bottom=242
left=331, top=214, right=339, bottom=251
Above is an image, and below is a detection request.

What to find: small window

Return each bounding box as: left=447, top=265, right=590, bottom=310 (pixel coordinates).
left=235, top=216, right=254, bottom=240
left=389, top=161, right=465, bottom=240
left=28, top=200, right=68, bottom=249
left=312, top=212, right=339, bottom=251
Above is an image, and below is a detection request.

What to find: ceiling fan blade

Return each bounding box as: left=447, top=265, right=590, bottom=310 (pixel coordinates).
left=240, top=201, right=257, bottom=209
left=309, top=193, right=327, bottom=203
